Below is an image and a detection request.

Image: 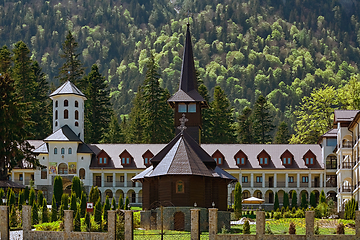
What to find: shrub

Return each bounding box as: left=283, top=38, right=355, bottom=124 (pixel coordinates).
left=51, top=195, right=57, bottom=222
left=89, top=186, right=100, bottom=205
left=24, top=186, right=29, bottom=203
left=80, top=192, right=87, bottom=218
left=283, top=193, right=289, bottom=209
left=74, top=209, right=81, bottom=231
left=250, top=210, right=254, bottom=216
left=336, top=223, right=345, bottom=234
left=300, top=192, right=307, bottom=209
left=29, top=188, right=36, bottom=207
left=243, top=220, right=250, bottom=234
left=38, top=191, right=44, bottom=208
left=289, top=222, right=296, bottom=234
left=34, top=221, right=62, bottom=231
left=18, top=190, right=24, bottom=210
left=53, top=176, right=63, bottom=206
left=274, top=192, right=279, bottom=211
left=319, top=190, right=326, bottom=204
left=310, top=191, right=316, bottom=208
left=9, top=205, right=17, bottom=227
left=271, top=210, right=274, bottom=218
left=316, top=202, right=328, bottom=218
left=9, top=190, right=15, bottom=206
left=0, top=188, right=4, bottom=205
left=274, top=212, right=282, bottom=219
left=32, top=202, right=39, bottom=225
left=71, top=176, right=81, bottom=199
left=281, top=207, right=285, bottom=213
left=344, top=198, right=358, bottom=220
left=103, top=195, right=111, bottom=230
left=111, top=197, right=117, bottom=210
left=314, top=223, right=320, bottom=235
left=291, top=191, right=297, bottom=209
left=42, top=199, right=49, bottom=223
left=283, top=211, right=292, bottom=218
left=125, top=197, right=130, bottom=210
left=70, top=193, right=77, bottom=212
left=234, top=182, right=242, bottom=219
left=85, top=212, right=90, bottom=230
left=118, top=196, right=124, bottom=210
left=294, top=209, right=305, bottom=218
left=133, top=211, right=141, bottom=228
left=94, top=198, right=102, bottom=226
left=265, top=224, right=273, bottom=234
left=60, top=194, right=69, bottom=219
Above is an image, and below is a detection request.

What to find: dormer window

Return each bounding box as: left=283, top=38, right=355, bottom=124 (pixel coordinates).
left=142, top=150, right=154, bottom=167
left=257, top=150, right=270, bottom=166
left=303, top=150, right=316, bottom=166
left=119, top=150, right=133, bottom=166
left=212, top=150, right=224, bottom=165
left=281, top=150, right=293, bottom=166
left=234, top=150, right=247, bottom=166
left=177, top=103, right=197, bottom=113
left=97, top=149, right=110, bottom=165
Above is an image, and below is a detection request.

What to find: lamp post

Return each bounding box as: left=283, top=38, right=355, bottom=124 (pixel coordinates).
left=212, top=202, right=215, bottom=208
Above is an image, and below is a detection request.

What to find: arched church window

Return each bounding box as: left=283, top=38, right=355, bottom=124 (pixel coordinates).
left=75, top=101, right=78, bottom=107
left=79, top=168, right=85, bottom=179
left=58, top=163, right=68, bottom=174
left=61, top=148, right=65, bottom=154
left=55, top=110, right=58, bottom=120
left=64, top=100, right=68, bottom=107
left=75, top=110, right=79, bottom=120
left=55, top=121, right=58, bottom=127
left=64, top=109, right=68, bottom=119
left=75, top=121, right=79, bottom=127
left=54, top=148, right=58, bottom=154
left=68, top=148, right=72, bottom=154
left=55, top=101, right=58, bottom=108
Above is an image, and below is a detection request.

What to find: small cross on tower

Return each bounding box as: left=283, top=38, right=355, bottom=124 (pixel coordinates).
left=177, top=114, right=188, bottom=133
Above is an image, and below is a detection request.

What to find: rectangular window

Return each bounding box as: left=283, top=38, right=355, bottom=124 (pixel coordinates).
left=306, top=158, right=309, bottom=164
left=218, top=158, right=222, bottom=164
left=288, top=176, right=294, bottom=183
left=288, top=158, right=291, bottom=164
left=326, top=138, right=337, bottom=146
left=19, top=174, right=23, bottom=181
left=41, top=169, right=47, bottom=179
left=145, top=158, right=148, bottom=164
left=310, top=158, right=313, bottom=164
left=120, top=176, right=124, bottom=182
left=256, top=176, right=262, bottom=183
left=188, top=103, right=196, bottom=113
left=241, top=158, right=245, bottom=165
left=99, top=158, right=102, bottom=164
left=236, top=158, right=240, bottom=165
left=260, top=158, right=263, bottom=164
left=214, top=158, right=217, bottom=164
left=302, top=176, right=309, bottom=183
left=126, top=158, right=130, bottom=164
left=104, top=158, right=107, bottom=164
left=178, top=104, right=187, bottom=113
left=107, top=176, right=113, bottom=182
left=242, top=176, right=248, bottom=183
left=264, top=158, right=268, bottom=164
left=283, top=158, right=286, bottom=164
left=122, top=158, right=125, bottom=164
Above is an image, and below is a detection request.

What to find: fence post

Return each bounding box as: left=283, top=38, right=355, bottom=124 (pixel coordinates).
left=256, top=210, right=265, bottom=238
left=64, top=210, right=74, bottom=232
left=0, top=206, right=9, bottom=240
left=209, top=208, right=218, bottom=240
left=107, top=210, right=116, bottom=240
left=305, top=211, right=314, bottom=239
left=191, top=208, right=200, bottom=240
left=124, top=210, right=133, bottom=240
left=356, top=211, right=360, bottom=237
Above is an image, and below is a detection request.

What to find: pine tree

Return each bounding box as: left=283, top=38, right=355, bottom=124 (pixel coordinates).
left=74, top=209, right=81, bottom=231
left=94, top=198, right=102, bottom=225
left=32, top=201, right=39, bottom=225
left=29, top=188, right=35, bottom=206
left=71, top=176, right=81, bottom=199
left=37, top=190, right=44, bottom=208
left=252, top=95, right=275, bottom=143
left=103, top=195, right=111, bottom=230
left=0, top=45, right=11, bottom=74
left=111, top=197, right=117, bottom=210
left=9, top=205, right=17, bottom=227
left=310, top=191, right=316, bottom=208
left=238, top=107, right=253, bottom=143
left=319, top=190, right=326, bottom=204
left=51, top=195, right=57, bottom=222
left=70, top=192, right=77, bottom=212
left=125, top=197, right=130, bottom=210
left=85, top=212, right=90, bottom=230
left=18, top=190, right=24, bottom=210
left=60, top=194, right=69, bottom=219
left=291, top=191, right=298, bottom=209
left=274, top=121, right=290, bottom=144
left=57, top=31, right=84, bottom=85
left=126, top=86, right=145, bottom=143
left=283, top=192, right=289, bottom=209
left=301, top=193, right=308, bottom=209
left=80, top=192, right=87, bottom=218
left=83, top=64, right=112, bottom=143
left=274, top=192, right=279, bottom=211
left=100, top=114, right=125, bottom=143
left=198, top=84, right=212, bottom=144
left=234, top=182, right=242, bottom=219
left=118, top=196, right=124, bottom=210
left=208, top=86, right=236, bottom=143
left=89, top=186, right=100, bottom=205
left=53, top=176, right=63, bottom=206
left=42, top=198, right=49, bottom=223
left=24, top=186, right=29, bottom=203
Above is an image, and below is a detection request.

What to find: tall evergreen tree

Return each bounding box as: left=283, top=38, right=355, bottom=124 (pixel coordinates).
left=51, top=195, right=57, bottom=222
left=53, top=176, right=63, bottom=206
left=83, top=64, right=112, bottom=143
left=238, top=106, right=253, bottom=143
left=310, top=191, right=316, bottom=208
left=71, top=176, right=81, bottom=199
left=301, top=192, right=308, bottom=209
left=274, top=192, right=279, bottom=211
left=252, top=95, right=275, bottom=143
left=283, top=192, right=289, bottom=209
left=291, top=191, right=298, bottom=209
left=207, top=86, right=236, bottom=143
left=274, top=121, right=290, bottom=144
left=80, top=191, right=87, bottom=218
left=57, top=31, right=84, bottom=85
left=42, top=198, right=49, bottom=223
left=126, top=86, right=144, bottom=143
left=198, top=84, right=212, bottom=144
left=70, top=192, right=77, bottom=212
left=234, top=182, right=242, bottom=219
left=100, top=114, right=125, bottom=143
left=0, top=45, right=11, bottom=74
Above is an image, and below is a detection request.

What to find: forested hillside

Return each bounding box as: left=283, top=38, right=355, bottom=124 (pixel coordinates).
left=1, top=0, right=360, bottom=138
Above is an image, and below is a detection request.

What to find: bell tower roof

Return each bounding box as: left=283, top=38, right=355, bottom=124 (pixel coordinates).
left=49, top=80, right=86, bottom=99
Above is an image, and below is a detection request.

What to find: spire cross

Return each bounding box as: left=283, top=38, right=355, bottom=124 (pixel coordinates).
left=177, top=114, right=188, bottom=133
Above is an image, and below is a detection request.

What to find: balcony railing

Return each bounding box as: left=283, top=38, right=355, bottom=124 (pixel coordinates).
left=341, top=141, right=354, bottom=148
left=339, top=186, right=353, bottom=192
left=326, top=182, right=337, bottom=188
left=104, top=181, right=113, bottom=187
left=254, top=182, right=262, bottom=188
left=341, top=162, right=355, bottom=169
left=277, top=181, right=285, bottom=188
left=93, top=181, right=101, bottom=187
left=242, top=182, right=251, bottom=188
left=115, top=181, right=124, bottom=187
left=300, top=182, right=309, bottom=188
left=127, top=181, right=136, bottom=187
left=288, top=182, right=297, bottom=188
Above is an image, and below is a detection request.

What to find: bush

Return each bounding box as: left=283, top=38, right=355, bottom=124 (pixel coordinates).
left=274, top=212, right=282, bottom=219
left=234, top=182, right=242, bottom=219
left=0, top=188, right=4, bottom=205
left=24, top=186, right=29, bottom=203
left=314, top=223, right=320, bottom=235
left=32, top=202, right=39, bottom=225
left=344, top=198, right=358, bottom=220
left=294, top=209, right=305, bottom=218
left=34, top=221, right=62, bottom=231
left=310, top=191, right=316, bottom=208
left=70, top=193, right=77, bottom=212
left=125, top=197, right=130, bottom=210
left=18, top=190, right=24, bottom=210
left=60, top=194, right=69, bottom=219
left=103, top=195, right=111, bottom=230
left=271, top=210, right=274, bottom=218
left=10, top=206, right=17, bottom=227
left=51, top=195, right=57, bottom=222
left=42, top=199, right=49, bottom=223
left=289, top=222, right=296, bottom=234
left=89, top=186, right=100, bottom=205
left=38, top=191, right=44, bottom=208
left=85, top=212, right=90, bottom=230
left=243, top=220, right=250, bottom=234
left=94, top=199, right=102, bottom=226
left=336, top=223, right=345, bottom=234
left=291, top=191, right=297, bottom=209
left=74, top=210, right=81, bottom=231
left=133, top=211, right=141, bottom=228
left=283, top=211, right=292, bottom=218
left=53, top=176, right=63, bottom=206
left=274, top=192, right=279, bottom=211
left=116, top=214, right=125, bottom=240
left=80, top=192, right=87, bottom=218
left=71, top=176, right=81, bottom=199
left=316, top=202, right=328, bottom=218
left=29, top=188, right=36, bottom=207
left=283, top=193, right=289, bottom=209
left=111, top=197, right=117, bottom=210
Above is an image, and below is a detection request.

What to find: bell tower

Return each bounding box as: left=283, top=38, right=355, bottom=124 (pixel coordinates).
left=168, top=24, right=208, bottom=143
left=49, top=81, right=87, bottom=141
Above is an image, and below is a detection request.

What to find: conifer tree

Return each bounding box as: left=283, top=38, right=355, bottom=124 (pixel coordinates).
left=83, top=64, right=112, bottom=143
left=252, top=95, right=275, bottom=143
left=103, top=195, right=111, bottom=230
left=70, top=192, right=77, bottom=212
left=29, top=188, right=35, bottom=206
left=74, top=209, right=81, bottom=231
left=24, top=186, right=29, bottom=203
left=198, top=84, right=212, bottom=144
left=238, top=106, right=253, bottom=143
left=274, top=121, right=290, bottom=144
left=32, top=201, right=39, bottom=225
left=125, top=197, right=130, bottom=210
left=89, top=186, right=100, bottom=205
left=37, top=190, right=44, bottom=208
left=85, top=212, right=90, bottom=230
left=274, top=192, right=279, bottom=211
left=53, top=176, right=63, bottom=206
left=71, top=176, right=81, bottom=199
left=283, top=192, right=289, bottom=209
left=111, top=197, right=117, bottom=210
left=51, top=195, right=57, bottom=222
left=58, top=31, right=84, bottom=85
left=18, top=190, right=24, bottom=210
left=80, top=192, right=87, bottom=218
left=101, top=114, right=125, bottom=143
left=301, top=193, right=308, bottom=209
left=291, top=191, right=298, bottom=209
left=310, top=191, right=316, bottom=208
left=0, top=45, right=11, bottom=74
left=234, top=182, right=242, bottom=219
left=319, top=190, right=326, bottom=204
left=10, top=205, right=17, bottom=227
left=60, top=193, right=69, bottom=219
left=42, top=198, right=49, bottom=223
left=94, top=198, right=102, bottom=225
left=126, top=86, right=145, bottom=143
left=118, top=196, right=124, bottom=210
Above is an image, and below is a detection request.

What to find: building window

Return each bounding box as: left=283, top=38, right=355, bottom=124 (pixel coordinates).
left=75, top=101, right=78, bottom=107
left=306, top=158, right=309, bottom=165
left=55, top=121, right=58, bottom=127
left=75, top=121, right=78, bottom=127
left=288, top=158, right=291, bottom=164
left=19, top=174, right=23, bottom=181
left=64, top=100, right=68, bottom=107
left=107, top=176, right=113, bottom=182
left=58, top=163, right=68, bottom=174
left=188, top=103, right=196, bottom=113
left=260, top=158, right=263, bottom=164
left=326, top=156, right=337, bottom=169
left=120, top=176, right=124, bottom=182
left=178, top=103, right=187, bottom=113
left=54, top=148, right=57, bottom=154
left=288, top=176, right=294, bottom=183
left=68, top=148, right=72, bottom=154
left=122, top=158, right=125, bottom=164
left=326, top=138, right=337, bottom=146
left=99, top=158, right=102, bottom=164
left=41, top=168, right=47, bottom=179
left=242, top=176, right=248, bottom=183
left=283, top=158, right=286, bottom=164
left=55, top=110, right=58, bottom=120
left=61, top=148, right=65, bottom=154
left=64, top=109, right=68, bottom=119
left=242, top=192, right=249, bottom=199
left=218, top=158, right=222, bottom=164
left=264, top=158, right=268, bottom=164
left=176, top=180, right=184, bottom=193
left=256, top=192, right=262, bottom=199
left=126, top=158, right=130, bottom=164
left=79, top=168, right=85, bottom=179
left=144, top=158, right=149, bottom=165
left=55, top=101, right=58, bottom=108
left=104, top=158, right=107, bottom=164
left=310, top=158, right=313, bottom=165
left=75, top=110, right=79, bottom=120
left=302, top=176, right=309, bottom=183
left=256, top=176, right=262, bottom=183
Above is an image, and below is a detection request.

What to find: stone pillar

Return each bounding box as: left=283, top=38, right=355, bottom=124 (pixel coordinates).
left=320, top=173, right=323, bottom=188
left=285, top=173, right=289, bottom=188
left=209, top=208, right=218, bottom=240
left=305, top=211, right=314, bottom=239
left=124, top=210, right=133, bottom=240
left=0, top=206, right=9, bottom=240
left=22, top=205, right=31, bottom=232
left=124, top=173, right=128, bottom=187
left=250, top=173, right=254, bottom=188
left=191, top=209, right=200, bottom=240
left=256, top=210, right=265, bottom=237
left=113, top=173, right=116, bottom=188
left=308, top=173, right=312, bottom=188
left=297, top=173, right=300, bottom=188
left=64, top=210, right=73, bottom=232
left=108, top=210, right=116, bottom=240
left=356, top=211, right=360, bottom=237
left=274, top=173, right=277, bottom=188
left=262, top=173, right=265, bottom=188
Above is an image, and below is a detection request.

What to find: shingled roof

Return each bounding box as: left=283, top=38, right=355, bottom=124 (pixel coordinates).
left=168, top=24, right=207, bottom=107
left=132, top=131, right=236, bottom=180
left=49, top=80, right=86, bottom=98
left=44, top=125, right=82, bottom=142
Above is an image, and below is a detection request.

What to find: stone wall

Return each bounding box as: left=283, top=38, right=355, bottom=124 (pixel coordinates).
left=22, top=205, right=116, bottom=240
left=0, top=206, right=9, bottom=240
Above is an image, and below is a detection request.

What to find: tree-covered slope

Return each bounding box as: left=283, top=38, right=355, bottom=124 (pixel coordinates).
left=1, top=0, right=360, bottom=133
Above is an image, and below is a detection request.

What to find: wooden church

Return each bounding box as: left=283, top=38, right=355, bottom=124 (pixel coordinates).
left=132, top=24, right=236, bottom=212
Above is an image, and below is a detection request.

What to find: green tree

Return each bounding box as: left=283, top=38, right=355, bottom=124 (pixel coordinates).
left=0, top=188, right=4, bottom=205
left=126, top=86, right=144, bottom=143
left=24, top=186, right=29, bottom=203
left=310, top=191, right=316, bottom=208
left=60, top=193, right=69, bottom=219
left=243, top=220, right=250, bottom=234
left=37, top=190, right=44, bottom=207
left=283, top=192, right=289, bottom=209
left=42, top=198, right=49, bottom=223
left=198, top=84, right=212, bottom=144
left=125, top=197, right=130, bottom=210
left=344, top=198, right=358, bottom=220
left=103, top=195, right=111, bottom=230
left=83, top=64, right=112, bottom=143
left=319, top=190, right=326, bottom=204
left=118, top=195, right=124, bottom=210
left=9, top=206, right=17, bottom=227
left=274, top=121, right=290, bottom=144
left=0, top=45, right=11, bottom=74
left=274, top=192, right=279, bottom=211
left=74, top=209, right=81, bottom=231
left=252, top=95, right=275, bottom=143
left=101, top=114, right=125, bottom=143
left=71, top=176, right=81, bottom=199
left=238, top=107, right=253, bottom=143
left=234, top=182, right=242, bottom=219
left=111, top=197, right=117, bottom=210
left=89, top=186, right=100, bottom=205
left=291, top=191, right=298, bottom=209
left=53, top=176, right=63, bottom=206
left=94, top=198, right=102, bottom=225
left=18, top=190, right=24, bottom=210
left=51, top=195, right=57, bottom=222
left=32, top=201, right=39, bottom=225
left=80, top=191, right=87, bottom=218
left=301, top=193, right=308, bottom=209
left=70, top=192, right=77, bottom=212
left=57, top=31, right=84, bottom=85
left=85, top=212, right=90, bottom=230
left=29, top=188, right=35, bottom=206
